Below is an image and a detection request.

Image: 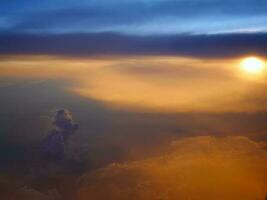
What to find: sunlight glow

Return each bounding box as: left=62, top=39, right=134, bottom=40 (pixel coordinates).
left=1, top=55, right=266, bottom=113
left=241, top=57, right=265, bottom=74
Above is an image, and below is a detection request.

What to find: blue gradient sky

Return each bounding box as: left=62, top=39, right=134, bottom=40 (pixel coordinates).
left=1, top=0, right=267, bottom=35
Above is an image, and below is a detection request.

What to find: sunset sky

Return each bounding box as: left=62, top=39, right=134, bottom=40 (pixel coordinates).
left=1, top=1, right=267, bottom=200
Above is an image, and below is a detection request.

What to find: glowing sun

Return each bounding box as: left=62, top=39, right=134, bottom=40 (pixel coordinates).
left=241, top=57, right=265, bottom=74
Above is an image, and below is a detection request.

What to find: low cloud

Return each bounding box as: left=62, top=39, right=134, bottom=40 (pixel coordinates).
left=40, top=109, right=79, bottom=160
left=53, top=109, right=78, bottom=132
left=77, top=136, right=267, bottom=200
left=10, top=186, right=60, bottom=200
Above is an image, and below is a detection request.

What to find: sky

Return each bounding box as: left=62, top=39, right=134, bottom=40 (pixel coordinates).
left=1, top=1, right=267, bottom=200
left=1, top=0, right=267, bottom=58
left=1, top=0, right=267, bottom=34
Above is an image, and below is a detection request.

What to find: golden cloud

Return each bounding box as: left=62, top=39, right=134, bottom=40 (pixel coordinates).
left=1, top=55, right=267, bottom=113
left=77, top=136, right=267, bottom=200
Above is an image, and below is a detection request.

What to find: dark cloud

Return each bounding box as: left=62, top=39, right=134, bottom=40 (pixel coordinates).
left=10, top=186, right=60, bottom=200
left=40, top=109, right=78, bottom=160
left=0, top=32, right=267, bottom=58
left=53, top=109, right=78, bottom=132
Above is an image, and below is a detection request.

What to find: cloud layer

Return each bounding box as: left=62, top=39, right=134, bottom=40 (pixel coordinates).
left=77, top=136, right=267, bottom=200
left=1, top=0, right=267, bottom=34
left=1, top=32, right=267, bottom=58
left=1, top=55, right=267, bottom=113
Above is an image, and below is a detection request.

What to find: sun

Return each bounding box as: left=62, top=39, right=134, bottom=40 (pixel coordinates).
left=241, top=57, right=265, bottom=74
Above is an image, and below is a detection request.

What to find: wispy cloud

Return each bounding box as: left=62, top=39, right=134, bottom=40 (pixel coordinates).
left=1, top=55, right=267, bottom=113
left=1, top=0, right=267, bottom=34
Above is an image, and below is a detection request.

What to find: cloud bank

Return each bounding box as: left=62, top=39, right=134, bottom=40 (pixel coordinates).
left=0, top=32, right=267, bottom=58
left=77, top=136, right=267, bottom=200
left=1, top=56, right=267, bottom=113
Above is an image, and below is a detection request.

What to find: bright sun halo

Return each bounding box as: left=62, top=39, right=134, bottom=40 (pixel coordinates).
left=241, top=57, right=265, bottom=74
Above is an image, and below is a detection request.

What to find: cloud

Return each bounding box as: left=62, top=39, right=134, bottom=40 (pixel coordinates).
left=1, top=55, right=267, bottom=113
left=40, top=109, right=78, bottom=160
left=1, top=0, right=267, bottom=34
left=10, top=186, right=60, bottom=200
left=0, top=32, right=267, bottom=58
left=77, top=136, right=267, bottom=200
left=53, top=109, right=78, bottom=131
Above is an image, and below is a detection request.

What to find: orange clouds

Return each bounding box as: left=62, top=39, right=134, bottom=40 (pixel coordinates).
left=1, top=55, right=267, bottom=113
left=77, top=136, right=267, bottom=200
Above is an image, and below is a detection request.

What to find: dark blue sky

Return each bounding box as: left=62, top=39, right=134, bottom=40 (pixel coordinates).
left=1, top=0, right=267, bottom=58
left=1, top=0, right=267, bottom=34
